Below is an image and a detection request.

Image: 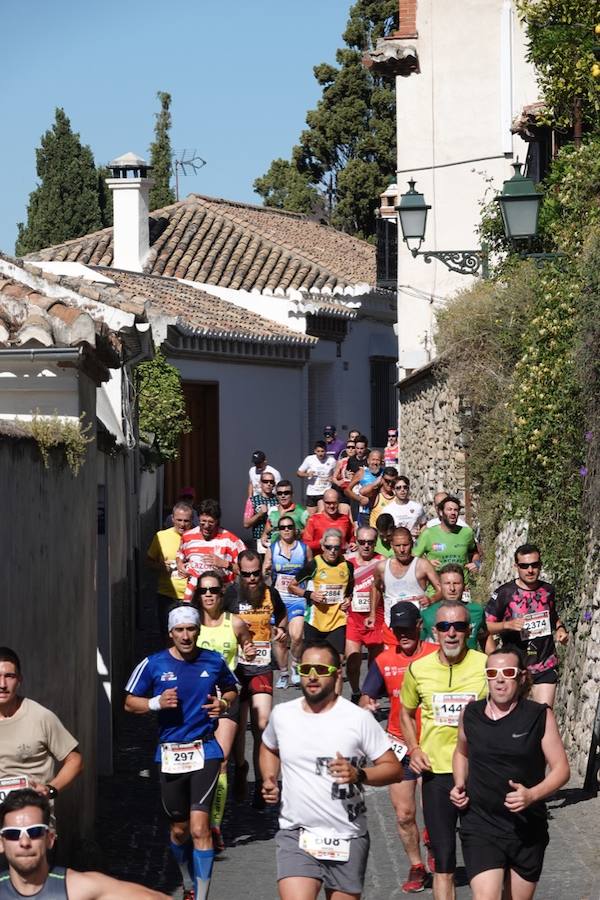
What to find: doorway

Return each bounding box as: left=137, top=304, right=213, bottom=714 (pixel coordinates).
left=164, top=382, right=219, bottom=511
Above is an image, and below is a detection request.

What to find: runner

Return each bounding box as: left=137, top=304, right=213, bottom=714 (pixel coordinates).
left=400, top=601, right=487, bottom=900
left=263, top=517, right=312, bottom=689
left=323, top=425, right=346, bottom=460
left=262, top=481, right=309, bottom=547
left=347, top=450, right=384, bottom=527
left=367, top=467, right=399, bottom=528
left=421, top=564, right=486, bottom=651
left=243, top=470, right=278, bottom=553
left=177, top=499, right=246, bottom=600
left=124, top=606, right=239, bottom=900
left=384, top=477, right=427, bottom=537
left=248, top=450, right=281, bottom=498
left=359, top=602, right=437, bottom=893
left=414, top=496, right=479, bottom=584
left=297, top=441, right=337, bottom=512
left=288, top=529, right=354, bottom=694
left=370, top=527, right=441, bottom=646
left=195, top=570, right=256, bottom=852
left=332, top=438, right=357, bottom=491
left=451, top=647, right=570, bottom=899
left=146, top=501, right=193, bottom=637
left=384, top=427, right=399, bottom=467
left=302, top=489, right=354, bottom=552
left=374, top=512, right=396, bottom=558
left=485, top=543, right=568, bottom=707
left=228, top=551, right=288, bottom=808
left=260, top=642, right=403, bottom=900
left=344, top=526, right=383, bottom=703
left=0, top=790, right=170, bottom=899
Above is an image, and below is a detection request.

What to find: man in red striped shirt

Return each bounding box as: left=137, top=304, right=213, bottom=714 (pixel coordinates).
left=177, top=499, right=246, bottom=601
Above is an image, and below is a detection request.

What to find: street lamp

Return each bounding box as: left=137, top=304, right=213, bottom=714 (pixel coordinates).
left=396, top=180, right=489, bottom=278
left=494, top=161, right=542, bottom=242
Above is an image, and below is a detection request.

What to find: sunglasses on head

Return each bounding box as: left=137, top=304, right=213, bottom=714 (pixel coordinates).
left=240, top=569, right=261, bottom=578
left=486, top=666, right=522, bottom=679
left=277, top=490, right=292, bottom=496
left=198, top=586, right=220, bottom=595
left=0, top=825, right=50, bottom=841
left=435, top=620, right=469, bottom=633
left=296, top=663, right=338, bottom=677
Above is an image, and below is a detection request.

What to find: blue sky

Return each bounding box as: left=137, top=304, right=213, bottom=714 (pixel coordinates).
left=1, top=0, right=352, bottom=254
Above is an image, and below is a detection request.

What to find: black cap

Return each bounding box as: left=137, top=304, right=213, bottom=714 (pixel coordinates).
left=323, top=425, right=336, bottom=434
left=252, top=450, right=266, bottom=464
left=389, top=601, right=420, bottom=629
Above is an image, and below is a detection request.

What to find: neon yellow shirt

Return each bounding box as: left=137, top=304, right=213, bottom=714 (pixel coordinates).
left=401, top=648, right=487, bottom=773
left=147, top=528, right=187, bottom=600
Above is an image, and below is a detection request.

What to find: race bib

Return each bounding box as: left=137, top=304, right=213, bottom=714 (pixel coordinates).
left=242, top=641, right=272, bottom=666
left=521, top=610, right=551, bottom=639
left=160, top=740, right=205, bottom=774
left=321, top=584, right=344, bottom=605
left=299, top=829, right=351, bottom=861
left=275, top=573, right=295, bottom=595
left=387, top=733, right=407, bottom=762
left=316, top=476, right=331, bottom=490
left=0, top=776, right=31, bottom=803
left=432, top=693, right=477, bottom=727
left=351, top=590, right=371, bottom=613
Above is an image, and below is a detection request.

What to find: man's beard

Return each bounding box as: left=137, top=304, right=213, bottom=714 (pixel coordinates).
left=442, top=642, right=465, bottom=660
left=240, top=579, right=263, bottom=604
left=301, top=681, right=336, bottom=706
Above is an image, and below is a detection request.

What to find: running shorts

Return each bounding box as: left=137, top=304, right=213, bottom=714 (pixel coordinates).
left=237, top=670, right=273, bottom=701
left=160, top=758, right=222, bottom=819
left=275, top=827, right=369, bottom=895
left=421, top=772, right=458, bottom=873
left=303, top=623, right=346, bottom=656
left=346, top=610, right=384, bottom=646
left=284, top=598, right=307, bottom=621
left=461, top=829, right=549, bottom=883
left=531, top=668, right=558, bottom=685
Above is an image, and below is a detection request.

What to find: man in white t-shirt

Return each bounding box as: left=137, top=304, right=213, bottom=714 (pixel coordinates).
left=260, top=643, right=402, bottom=899
left=384, top=476, right=427, bottom=536
left=248, top=450, right=282, bottom=498
left=296, top=441, right=337, bottom=512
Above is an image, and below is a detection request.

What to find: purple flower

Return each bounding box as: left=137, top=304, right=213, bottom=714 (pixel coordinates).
left=585, top=431, right=594, bottom=442
left=580, top=466, right=589, bottom=477
left=584, top=610, right=592, bottom=623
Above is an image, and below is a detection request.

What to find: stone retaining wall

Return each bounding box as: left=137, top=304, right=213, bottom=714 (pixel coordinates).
left=398, top=361, right=467, bottom=513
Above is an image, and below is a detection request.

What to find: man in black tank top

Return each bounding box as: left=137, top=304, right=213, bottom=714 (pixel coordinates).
left=450, top=648, right=570, bottom=898
left=0, top=790, right=169, bottom=899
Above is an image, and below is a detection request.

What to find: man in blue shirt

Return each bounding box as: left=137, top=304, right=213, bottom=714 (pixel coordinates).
left=125, top=606, right=238, bottom=900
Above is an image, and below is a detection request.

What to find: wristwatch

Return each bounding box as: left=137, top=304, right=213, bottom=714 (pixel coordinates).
left=46, top=785, right=58, bottom=799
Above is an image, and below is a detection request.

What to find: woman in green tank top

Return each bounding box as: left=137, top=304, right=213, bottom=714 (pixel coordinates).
left=194, top=570, right=255, bottom=851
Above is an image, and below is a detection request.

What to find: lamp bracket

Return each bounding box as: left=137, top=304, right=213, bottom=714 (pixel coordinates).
left=411, top=248, right=488, bottom=278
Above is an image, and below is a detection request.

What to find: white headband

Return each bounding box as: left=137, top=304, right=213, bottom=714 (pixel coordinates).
left=168, top=606, right=200, bottom=631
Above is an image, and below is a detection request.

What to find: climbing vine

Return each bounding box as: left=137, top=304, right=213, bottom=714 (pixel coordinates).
left=136, top=351, right=192, bottom=468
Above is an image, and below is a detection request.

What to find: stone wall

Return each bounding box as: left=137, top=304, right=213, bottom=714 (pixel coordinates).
left=398, top=361, right=467, bottom=514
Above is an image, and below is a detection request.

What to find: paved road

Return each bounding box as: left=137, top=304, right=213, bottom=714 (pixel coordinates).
left=96, top=606, right=600, bottom=898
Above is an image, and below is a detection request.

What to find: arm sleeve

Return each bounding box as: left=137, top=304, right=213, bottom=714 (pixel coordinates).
left=294, top=559, right=317, bottom=586
left=262, top=709, right=279, bottom=750
left=360, top=709, right=394, bottom=762
left=124, top=657, right=154, bottom=697
left=298, top=456, right=310, bottom=474
left=43, top=711, right=79, bottom=762
left=400, top=664, right=420, bottom=710
left=485, top=586, right=508, bottom=623
left=217, top=660, right=240, bottom=693
left=361, top=661, right=386, bottom=699
left=147, top=534, right=161, bottom=562
left=412, top=531, right=429, bottom=558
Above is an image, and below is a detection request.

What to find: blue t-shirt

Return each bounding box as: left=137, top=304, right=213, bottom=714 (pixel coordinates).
left=125, top=648, right=238, bottom=761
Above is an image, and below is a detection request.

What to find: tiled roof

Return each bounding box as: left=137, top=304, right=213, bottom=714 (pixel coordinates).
left=0, top=254, right=121, bottom=365
left=28, top=194, right=376, bottom=294
left=93, top=268, right=317, bottom=345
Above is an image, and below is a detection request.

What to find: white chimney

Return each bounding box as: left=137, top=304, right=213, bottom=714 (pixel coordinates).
left=106, top=152, right=154, bottom=272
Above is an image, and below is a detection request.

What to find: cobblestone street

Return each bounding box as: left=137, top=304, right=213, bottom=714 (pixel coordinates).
left=95, top=609, right=600, bottom=899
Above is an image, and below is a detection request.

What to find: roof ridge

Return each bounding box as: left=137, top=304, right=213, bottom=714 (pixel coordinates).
left=188, top=193, right=309, bottom=221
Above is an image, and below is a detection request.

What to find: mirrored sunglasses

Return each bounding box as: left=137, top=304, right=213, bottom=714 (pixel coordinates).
left=0, top=825, right=50, bottom=841
left=485, top=667, right=522, bottom=679
left=296, top=663, right=338, bottom=677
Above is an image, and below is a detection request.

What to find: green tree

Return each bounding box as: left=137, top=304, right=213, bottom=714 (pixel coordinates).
left=149, top=91, right=175, bottom=210
left=15, top=108, right=103, bottom=255
left=254, top=0, right=397, bottom=238
left=516, top=0, right=600, bottom=143
left=97, top=165, right=113, bottom=228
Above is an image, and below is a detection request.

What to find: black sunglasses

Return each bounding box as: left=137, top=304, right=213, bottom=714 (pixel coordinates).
left=357, top=539, right=375, bottom=545
left=261, top=479, right=275, bottom=484
left=277, top=490, right=292, bottom=496
left=435, top=620, right=469, bottom=633
left=322, top=544, right=340, bottom=551
left=517, top=562, right=541, bottom=570
left=241, top=569, right=262, bottom=578
left=198, top=586, right=221, bottom=595
left=279, top=523, right=295, bottom=530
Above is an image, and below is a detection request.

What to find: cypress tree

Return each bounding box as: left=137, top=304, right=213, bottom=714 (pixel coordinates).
left=149, top=91, right=175, bottom=210
left=15, top=108, right=103, bottom=255
left=254, top=0, right=397, bottom=239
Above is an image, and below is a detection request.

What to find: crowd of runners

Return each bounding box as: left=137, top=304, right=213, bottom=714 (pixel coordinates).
left=0, top=424, right=572, bottom=899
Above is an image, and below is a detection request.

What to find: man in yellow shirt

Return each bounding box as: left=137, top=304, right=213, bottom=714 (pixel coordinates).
left=401, top=601, right=486, bottom=900
left=147, top=502, right=193, bottom=637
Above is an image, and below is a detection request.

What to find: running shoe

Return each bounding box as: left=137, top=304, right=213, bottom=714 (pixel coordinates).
left=232, top=760, right=249, bottom=803
left=182, top=889, right=195, bottom=900
left=211, top=825, right=225, bottom=853
left=275, top=673, right=289, bottom=689
left=422, top=828, right=435, bottom=873
left=402, top=863, right=427, bottom=893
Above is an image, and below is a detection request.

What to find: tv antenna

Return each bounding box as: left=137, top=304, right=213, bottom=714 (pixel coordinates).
left=172, top=149, right=207, bottom=200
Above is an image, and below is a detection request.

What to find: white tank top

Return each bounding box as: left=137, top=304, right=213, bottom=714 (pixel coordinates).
left=383, top=556, right=422, bottom=624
